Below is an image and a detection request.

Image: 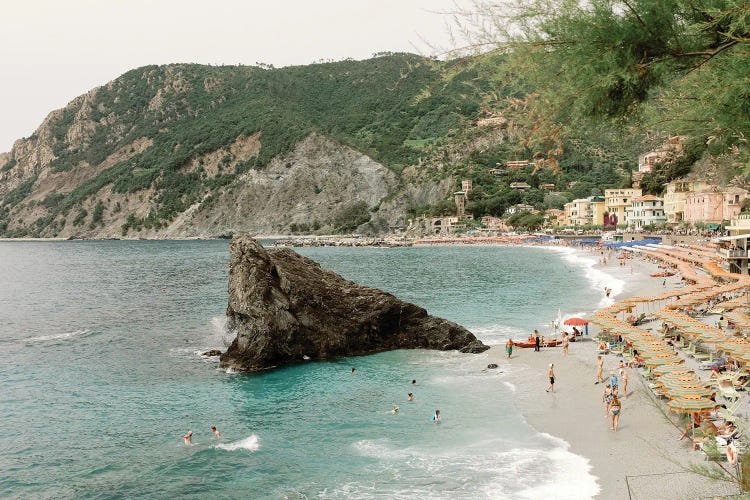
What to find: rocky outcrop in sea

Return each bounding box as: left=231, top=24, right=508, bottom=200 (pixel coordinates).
left=220, top=235, right=488, bottom=372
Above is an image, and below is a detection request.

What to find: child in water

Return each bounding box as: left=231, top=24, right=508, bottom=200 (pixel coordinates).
left=433, top=410, right=441, bottom=422
left=181, top=430, right=193, bottom=446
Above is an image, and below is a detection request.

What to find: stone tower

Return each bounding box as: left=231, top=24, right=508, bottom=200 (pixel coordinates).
left=455, top=191, right=466, bottom=218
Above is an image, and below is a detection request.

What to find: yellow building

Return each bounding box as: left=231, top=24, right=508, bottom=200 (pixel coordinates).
left=662, top=180, right=711, bottom=225
left=590, top=197, right=606, bottom=226
left=604, top=188, right=642, bottom=226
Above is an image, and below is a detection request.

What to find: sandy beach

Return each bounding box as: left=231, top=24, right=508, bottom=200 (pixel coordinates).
left=483, top=248, right=743, bottom=499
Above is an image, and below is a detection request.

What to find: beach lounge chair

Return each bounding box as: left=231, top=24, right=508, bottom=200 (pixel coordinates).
left=719, top=380, right=740, bottom=402
left=718, top=381, right=740, bottom=401
left=693, top=348, right=712, bottom=362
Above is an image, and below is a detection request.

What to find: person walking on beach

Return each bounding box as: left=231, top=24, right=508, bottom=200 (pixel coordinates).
left=506, top=338, right=514, bottom=359
left=619, top=368, right=629, bottom=397
left=534, top=330, right=541, bottom=352
left=546, top=363, right=555, bottom=392
left=609, top=371, right=619, bottom=395
left=609, top=395, right=621, bottom=431
left=181, top=430, right=193, bottom=446
left=595, top=355, right=604, bottom=384
left=562, top=333, right=569, bottom=356
left=602, top=383, right=613, bottom=416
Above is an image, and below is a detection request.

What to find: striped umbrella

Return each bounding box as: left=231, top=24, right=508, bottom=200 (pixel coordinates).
left=652, top=365, right=692, bottom=376
left=667, top=397, right=717, bottom=414
left=644, top=356, right=684, bottom=367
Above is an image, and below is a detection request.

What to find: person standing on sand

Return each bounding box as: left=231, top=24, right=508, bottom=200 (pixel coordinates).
left=562, top=333, right=569, bottom=356
left=546, top=363, right=555, bottom=392
left=595, top=355, right=604, bottom=384
left=609, top=371, right=619, bottom=395
left=609, top=395, right=621, bottom=431
left=506, top=338, right=514, bottom=359
left=534, top=330, right=541, bottom=352
left=619, top=368, right=629, bottom=397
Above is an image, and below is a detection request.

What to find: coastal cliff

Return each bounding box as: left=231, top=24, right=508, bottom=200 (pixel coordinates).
left=220, top=235, right=488, bottom=372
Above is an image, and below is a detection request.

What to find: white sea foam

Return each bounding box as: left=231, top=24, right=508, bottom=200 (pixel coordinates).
left=469, top=323, right=527, bottom=345
left=349, top=436, right=599, bottom=499
left=25, top=329, right=92, bottom=344
left=504, top=381, right=517, bottom=392
left=214, top=434, right=260, bottom=452
left=555, top=247, right=624, bottom=308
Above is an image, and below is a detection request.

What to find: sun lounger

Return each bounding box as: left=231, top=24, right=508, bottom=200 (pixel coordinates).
left=719, top=381, right=740, bottom=402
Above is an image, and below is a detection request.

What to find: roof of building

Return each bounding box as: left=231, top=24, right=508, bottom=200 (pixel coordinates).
left=633, top=195, right=662, bottom=202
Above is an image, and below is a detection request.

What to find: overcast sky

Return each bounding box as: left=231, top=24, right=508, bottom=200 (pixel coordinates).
left=0, top=0, right=468, bottom=152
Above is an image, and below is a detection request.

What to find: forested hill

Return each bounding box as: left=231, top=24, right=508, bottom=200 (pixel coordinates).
left=0, top=53, right=637, bottom=238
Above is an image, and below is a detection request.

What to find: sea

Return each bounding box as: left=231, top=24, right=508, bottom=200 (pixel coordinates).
left=0, top=240, right=623, bottom=499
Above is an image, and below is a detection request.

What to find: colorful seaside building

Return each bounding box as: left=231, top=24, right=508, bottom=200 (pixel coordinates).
left=662, top=180, right=711, bottom=225
left=717, top=213, right=750, bottom=274
left=683, top=186, right=748, bottom=225
left=590, top=196, right=606, bottom=226
left=604, top=188, right=642, bottom=226
left=626, top=195, right=666, bottom=230
left=544, top=209, right=564, bottom=227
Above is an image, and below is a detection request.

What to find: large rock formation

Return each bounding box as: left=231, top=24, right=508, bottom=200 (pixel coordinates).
left=220, top=235, right=488, bottom=372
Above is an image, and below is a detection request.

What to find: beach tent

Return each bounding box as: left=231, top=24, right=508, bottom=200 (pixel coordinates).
left=564, top=317, right=589, bottom=335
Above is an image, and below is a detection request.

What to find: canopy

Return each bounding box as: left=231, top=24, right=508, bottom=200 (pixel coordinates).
left=667, top=397, right=717, bottom=414
left=564, top=317, right=589, bottom=326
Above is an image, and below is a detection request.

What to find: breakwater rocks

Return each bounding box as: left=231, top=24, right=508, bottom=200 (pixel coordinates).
left=272, top=236, right=412, bottom=248
left=220, top=235, right=488, bottom=372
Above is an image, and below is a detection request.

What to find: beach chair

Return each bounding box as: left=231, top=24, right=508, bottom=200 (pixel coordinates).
left=685, top=343, right=698, bottom=357
left=610, top=343, right=625, bottom=357
left=693, top=348, right=712, bottom=362
left=719, top=399, right=743, bottom=421
left=719, top=380, right=740, bottom=402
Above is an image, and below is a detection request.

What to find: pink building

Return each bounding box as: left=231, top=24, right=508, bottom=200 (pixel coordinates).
left=723, top=188, right=749, bottom=221
left=684, top=191, right=724, bottom=224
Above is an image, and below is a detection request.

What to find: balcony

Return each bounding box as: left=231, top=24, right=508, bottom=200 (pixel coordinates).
left=719, top=248, right=750, bottom=259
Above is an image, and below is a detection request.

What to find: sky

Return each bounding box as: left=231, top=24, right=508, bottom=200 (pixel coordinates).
left=0, top=0, right=469, bottom=153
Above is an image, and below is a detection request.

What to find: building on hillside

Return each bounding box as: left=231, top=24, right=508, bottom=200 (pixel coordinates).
left=506, top=203, right=534, bottom=216
left=541, top=183, right=556, bottom=191
left=604, top=188, right=642, bottom=226
left=489, top=168, right=505, bottom=176
left=544, top=208, right=565, bottom=227
left=461, top=179, right=473, bottom=194
left=454, top=191, right=467, bottom=218
left=626, top=195, right=666, bottom=230
left=723, top=187, right=749, bottom=221
left=505, top=160, right=531, bottom=170
left=481, top=216, right=510, bottom=231
left=663, top=180, right=712, bottom=225
left=509, top=182, right=531, bottom=191
left=633, top=137, right=686, bottom=188
left=684, top=190, right=724, bottom=224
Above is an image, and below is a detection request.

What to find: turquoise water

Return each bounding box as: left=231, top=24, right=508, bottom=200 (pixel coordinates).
left=0, top=242, right=609, bottom=499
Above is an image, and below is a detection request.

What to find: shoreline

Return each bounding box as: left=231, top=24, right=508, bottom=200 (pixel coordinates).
left=488, top=246, right=739, bottom=499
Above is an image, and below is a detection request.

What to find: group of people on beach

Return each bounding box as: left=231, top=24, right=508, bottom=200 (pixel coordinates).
left=181, top=426, right=221, bottom=446
left=595, top=357, right=629, bottom=431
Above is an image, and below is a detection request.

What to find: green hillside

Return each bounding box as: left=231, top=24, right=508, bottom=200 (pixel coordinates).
left=0, top=52, right=639, bottom=237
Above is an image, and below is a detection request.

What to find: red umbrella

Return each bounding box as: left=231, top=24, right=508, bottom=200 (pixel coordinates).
left=564, top=317, right=589, bottom=326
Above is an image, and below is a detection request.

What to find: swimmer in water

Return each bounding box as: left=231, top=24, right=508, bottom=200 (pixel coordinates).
left=408, top=392, right=413, bottom=401
left=411, top=379, right=417, bottom=385
left=211, top=426, right=220, bottom=439
left=392, top=404, right=399, bottom=413
left=181, top=430, right=193, bottom=445
left=433, top=410, right=441, bottom=422
left=351, top=367, right=356, bottom=374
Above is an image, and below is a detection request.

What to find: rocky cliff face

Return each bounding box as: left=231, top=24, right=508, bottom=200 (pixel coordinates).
left=220, top=235, right=488, bottom=372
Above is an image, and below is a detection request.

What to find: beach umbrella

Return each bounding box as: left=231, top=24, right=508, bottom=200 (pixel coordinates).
left=666, top=397, right=716, bottom=414
left=564, top=317, right=589, bottom=336
left=652, top=365, right=692, bottom=376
